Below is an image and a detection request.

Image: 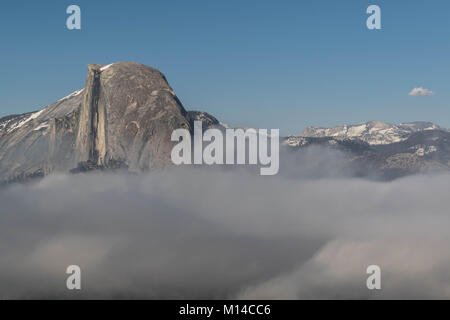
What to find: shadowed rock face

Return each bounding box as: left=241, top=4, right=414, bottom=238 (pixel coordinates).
left=0, top=62, right=210, bottom=183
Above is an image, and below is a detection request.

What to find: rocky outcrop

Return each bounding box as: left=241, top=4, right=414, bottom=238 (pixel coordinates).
left=186, top=111, right=223, bottom=131
left=0, top=88, right=84, bottom=183
left=0, top=62, right=215, bottom=183
left=75, top=64, right=106, bottom=166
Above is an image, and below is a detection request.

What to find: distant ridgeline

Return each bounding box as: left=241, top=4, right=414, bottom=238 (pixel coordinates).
left=0, top=62, right=449, bottom=184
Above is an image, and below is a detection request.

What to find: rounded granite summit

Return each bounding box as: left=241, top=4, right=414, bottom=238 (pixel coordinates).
left=0, top=62, right=219, bottom=182
left=75, top=62, right=191, bottom=171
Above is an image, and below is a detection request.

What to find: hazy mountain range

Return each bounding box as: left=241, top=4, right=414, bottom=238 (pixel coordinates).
left=1, top=62, right=449, bottom=183
left=299, top=120, right=443, bottom=145
left=285, top=120, right=450, bottom=179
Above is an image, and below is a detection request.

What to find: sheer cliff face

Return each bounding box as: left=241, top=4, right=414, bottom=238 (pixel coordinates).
left=74, top=62, right=191, bottom=171
left=0, top=62, right=193, bottom=182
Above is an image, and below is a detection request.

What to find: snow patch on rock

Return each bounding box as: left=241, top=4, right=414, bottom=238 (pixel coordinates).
left=57, top=89, right=84, bottom=103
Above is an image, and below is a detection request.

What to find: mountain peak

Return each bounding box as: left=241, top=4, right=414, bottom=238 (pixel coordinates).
left=0, top=62, right=201, bottom=183
left=366, top=120, right=391, bottom=128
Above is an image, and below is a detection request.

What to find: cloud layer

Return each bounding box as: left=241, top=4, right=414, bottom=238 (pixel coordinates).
left=1, top=157, right=450, bottom=299
left=409, top=87, right=434, bottom=96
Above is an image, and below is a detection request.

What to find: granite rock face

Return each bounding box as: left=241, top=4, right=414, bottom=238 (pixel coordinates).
left=0, top=62, right=212, bottom=183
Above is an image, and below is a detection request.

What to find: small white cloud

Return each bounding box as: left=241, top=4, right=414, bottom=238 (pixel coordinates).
left=409, top=87, right=434, bottom=96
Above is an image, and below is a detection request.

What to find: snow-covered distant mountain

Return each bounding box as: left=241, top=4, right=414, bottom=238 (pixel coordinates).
left=282, top=124, right=450, bottom=180
left=280, top=120, right=450, bottom=180
left=298, top=120, right=441, bottom=145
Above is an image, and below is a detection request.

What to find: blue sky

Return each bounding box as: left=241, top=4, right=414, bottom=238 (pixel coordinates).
left=1, top=0, right=449, bottom=135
